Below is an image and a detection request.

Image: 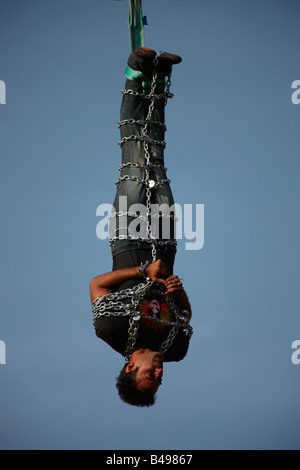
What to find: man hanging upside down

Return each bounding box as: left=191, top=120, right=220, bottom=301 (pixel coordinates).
left=90, top=47, right=192, bottom=407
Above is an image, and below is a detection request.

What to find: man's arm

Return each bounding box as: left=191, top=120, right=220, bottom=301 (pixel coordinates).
left=90, top=259, right=168, bottom=302
left=90, top=266, right=142, bottom=302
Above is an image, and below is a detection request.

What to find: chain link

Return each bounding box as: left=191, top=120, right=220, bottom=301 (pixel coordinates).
left=118, top=134, right=166, bottom=148
left=115, top=174, right=171, bottom=188
left=142, top=53, right=161, bottom=263
left=92, top=282, right=193, bottom=361
left=112, top=51, right=174, bottom=261
left=109, top=210, right=176, bottom=222
left=118, top=162, right=167, bottom=172
left=121, top=88, right=171, bottom=101
left=118, top=118, right=167, bottom=131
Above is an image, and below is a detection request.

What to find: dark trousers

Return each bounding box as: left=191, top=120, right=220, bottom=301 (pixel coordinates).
left=110, top=72, right=176, bottom=273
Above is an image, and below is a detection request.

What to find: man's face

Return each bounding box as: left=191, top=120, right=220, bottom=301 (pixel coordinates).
left=126, top=349, right=164, bottom=394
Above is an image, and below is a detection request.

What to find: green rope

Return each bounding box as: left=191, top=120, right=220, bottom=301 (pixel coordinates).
left=128, top=0, right=145, bottom=52
left=125, top=65, right=149, bottom=82
left=125, top=65, right=167, bottom=91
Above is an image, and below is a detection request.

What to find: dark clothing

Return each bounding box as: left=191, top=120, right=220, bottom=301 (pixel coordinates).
left=94, top=314, right=189, bottom=362
left=110, top=77, right=176, bottom=260
left=94, top=248, right=190, bottom=362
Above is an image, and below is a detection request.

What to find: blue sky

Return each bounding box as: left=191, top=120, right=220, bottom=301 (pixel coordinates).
left=0, top=0, right=299, bottom=450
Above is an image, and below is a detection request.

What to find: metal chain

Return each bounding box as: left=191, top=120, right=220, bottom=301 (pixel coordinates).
left=115, top=174, right=171, bottom=188
left=109, top=210, right=176, bottom=223
left=118, top=118, right=167, bottom=131
left=125, top=316, right=140, bottom=360
left=92, top=282, right=193, bottom=361
left=112, top=52, right=174, bottom=260
left=119, top=162, right=167, bottom=172
left=121, top=88, right=171, bottom=101
left=142, top=52, right=164, bottom=263
left=118, top=134, right=166, bottom=148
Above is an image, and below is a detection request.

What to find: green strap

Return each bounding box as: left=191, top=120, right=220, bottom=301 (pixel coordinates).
left=125, top=66, right=167, bottom=91
left=128, top=0, right=145, bottom=52
left=125, top=65, right=149, bottom=82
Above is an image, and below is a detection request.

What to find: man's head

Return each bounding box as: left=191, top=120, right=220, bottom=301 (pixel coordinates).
left=116, top=349, right=164, bottom=407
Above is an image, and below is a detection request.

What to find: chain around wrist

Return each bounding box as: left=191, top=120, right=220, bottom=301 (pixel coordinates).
left=139, top=261, right=150, bottom=281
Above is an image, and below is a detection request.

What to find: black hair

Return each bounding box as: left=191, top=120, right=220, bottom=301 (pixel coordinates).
left=116, top=363, right=156, bottom=407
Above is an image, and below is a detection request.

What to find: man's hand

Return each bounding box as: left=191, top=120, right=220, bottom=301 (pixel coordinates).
left=165, top=275, right=183, bottom=299
left=145, top=260, right=168, bottom=286
left=165, top=275, right=192, bottom=320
